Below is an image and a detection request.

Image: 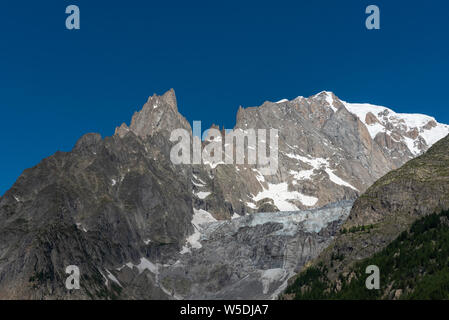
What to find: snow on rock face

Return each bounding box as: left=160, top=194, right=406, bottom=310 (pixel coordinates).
left=185, top=90, right=447, bottom=220
left=246, top=202, right=258, bottom=209
left=324, top=92, right=338, bottom=112
left=105, top=269, right=122, bottom=287
left=239, top=201, right=351, bottom=234
left=343, top=101, right=449, bottom=155
left=284, top=153, right=358, bottom=191
left=242, top=149, right=359, bottom=211
left=252, top=168, right=266, bottom=183
left=191, top=179, right=205, bottom=187
left=157, top=201, right=353, bottom=300
left=192, top=174, right=206, bottom=185
left=76, top=223, right=88, bottom=233
left=198, top=201, right=352, bottom=239
left=260, top=269, right=285, bottom=294
left=134, top=257, right=159, bottom=274
left=117, top=257, right=159, bottom=274
left=180, top=208, right=217, bottom=254
left=252, top=182, right=318, bottom=210
left=325, top=168, right=358, bottom=191
left=194, top=191, right=211, bottom=199
left=231, top=212, right=241, bottom=219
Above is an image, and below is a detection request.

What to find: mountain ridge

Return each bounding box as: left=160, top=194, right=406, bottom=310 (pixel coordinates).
left=1, top=89, right=448, bottom=299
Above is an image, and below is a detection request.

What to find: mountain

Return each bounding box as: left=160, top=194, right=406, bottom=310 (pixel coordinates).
left=284, top=133, right=449, bottom=299
left=0, top=89, right=447, bottom=299
left=121, top=90, right=449, bottom=218
left=187, top=91, right=449, bottom=217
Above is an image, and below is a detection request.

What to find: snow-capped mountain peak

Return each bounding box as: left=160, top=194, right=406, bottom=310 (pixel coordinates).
left=342, top=100, right=449, bottom=155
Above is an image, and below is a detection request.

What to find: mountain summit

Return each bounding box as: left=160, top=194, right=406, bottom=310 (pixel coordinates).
left=0, top=89, right=447, bottom=299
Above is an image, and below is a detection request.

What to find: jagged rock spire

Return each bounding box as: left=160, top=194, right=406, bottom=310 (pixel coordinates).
left=115, top=89, right=191, bottom=138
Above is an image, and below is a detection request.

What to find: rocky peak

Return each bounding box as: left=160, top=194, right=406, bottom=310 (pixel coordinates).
left=284, top=133, right=449, bottom=300
left=310, top=91, right=341, bottom=113
left=195, top=91, right=449, bottom=218
left=115, top=89, right=191, bottom=139
left=73, top=133, right=103, bottom=153
left=111, top=90, right=449, bottom=218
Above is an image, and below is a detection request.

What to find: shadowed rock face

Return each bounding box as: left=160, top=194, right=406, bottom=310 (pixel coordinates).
left=0, top=130, right=194, bottom=299
left=0, top=89, right=447, bottom=299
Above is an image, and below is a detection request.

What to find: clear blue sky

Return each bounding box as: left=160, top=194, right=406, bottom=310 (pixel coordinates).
left=1, top=0, right=448, bottom=195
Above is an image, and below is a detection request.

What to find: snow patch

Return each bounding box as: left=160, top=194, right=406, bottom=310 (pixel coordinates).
left=325, top=168, right=358, bottom=191
left=207, top=201, right=353, bottom=237
left=324, top=92, right=338, bottom=112
left=117, top=257, right=159, bottom=275
left=193, top=174, right=206, bottom=185
left=203, top=159, right=225, bottom=169
left=180, top=209, right=217, bottom=254
left=99, top=270, right=109, bottom=286
left=252, top=182, right=318, bottom=210
left=194, top=191, right=211, bottom=199
left=76, top=223, right=88, bottom=233
left=105, top=269, right=122, bottom=287
left=343, top=101, right=449, bottom=155
left=246, top=202, right=258, bottom=209
left=260, top=268, right=285, bottom=294
left=403, top=136, right=421, bottom=156
left=252, top=168, right=266, bottom=183
left=289, top=169, right=314, bottom=181
left=191, top=179, right=205, bottom=187
left=135, top=257, right=159, bottom=274
left=285, top=153, right=358, bottom=191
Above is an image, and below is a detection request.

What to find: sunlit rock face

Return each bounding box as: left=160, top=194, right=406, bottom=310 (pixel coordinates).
left=187, top=90, right=449, bottom=218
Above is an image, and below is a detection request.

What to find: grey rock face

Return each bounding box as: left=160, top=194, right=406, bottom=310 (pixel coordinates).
left=114, top=201, right=353, bottom=300
left=0, top=129, right=193, bottom=299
